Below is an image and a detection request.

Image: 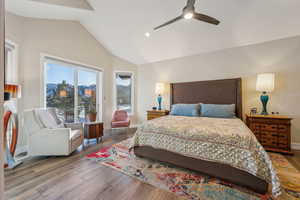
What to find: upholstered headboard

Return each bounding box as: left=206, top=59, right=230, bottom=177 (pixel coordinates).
left=170, top=78, right=243, bottom=119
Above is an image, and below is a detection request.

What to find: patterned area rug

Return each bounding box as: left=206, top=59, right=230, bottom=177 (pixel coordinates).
left=87, top=139, right=300, bottom=200
left=268, top=153, right=300, bottom=200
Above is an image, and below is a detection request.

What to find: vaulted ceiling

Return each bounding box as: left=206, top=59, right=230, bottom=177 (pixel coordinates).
left=29, top=0, right=93, bottom=10
left=6, top=0, right=300, bottom=64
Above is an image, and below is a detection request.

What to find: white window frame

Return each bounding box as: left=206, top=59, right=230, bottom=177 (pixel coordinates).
left=113, top=71, right=135, bottom=115
left=5, top=40, right=18, bottom=84
left=40, top=54, right=104, bottom=122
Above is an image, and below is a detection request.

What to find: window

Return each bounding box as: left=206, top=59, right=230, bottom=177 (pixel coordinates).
left=44, top=56, right=103, bottom=123
left=5, top=41, right=17, bottom=84
left=115, top=71, right=134, bottom=114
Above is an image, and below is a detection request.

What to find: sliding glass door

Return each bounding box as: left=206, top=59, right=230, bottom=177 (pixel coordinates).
left=46, top=63, right=75, bottom=122
left=44, top=57, right=102, bottom=123
left=77, top=69, right=98, bottom=122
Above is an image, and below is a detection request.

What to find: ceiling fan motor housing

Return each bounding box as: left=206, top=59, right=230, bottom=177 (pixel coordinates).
left=183, top=6, right=195, bottom=15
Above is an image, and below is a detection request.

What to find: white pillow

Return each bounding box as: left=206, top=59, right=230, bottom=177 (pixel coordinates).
left=47, top=108, right=62, bottom=125
left=35, top=109, right=59, bottom=129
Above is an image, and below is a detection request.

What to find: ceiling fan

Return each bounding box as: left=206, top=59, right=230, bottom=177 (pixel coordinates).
left=154, top=0, right=220, bottom=31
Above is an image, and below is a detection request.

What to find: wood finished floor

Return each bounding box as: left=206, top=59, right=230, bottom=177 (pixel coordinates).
left=4, top=128, right=300, bottom=200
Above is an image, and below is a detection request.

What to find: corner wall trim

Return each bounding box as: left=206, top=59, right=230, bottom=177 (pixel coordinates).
left=292, top=143, right=300, bottom=150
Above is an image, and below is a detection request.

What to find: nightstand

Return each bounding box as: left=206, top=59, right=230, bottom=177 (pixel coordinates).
left=147, top=110, right=169, bottom=120
left=246, top=114, right=293, bottom=155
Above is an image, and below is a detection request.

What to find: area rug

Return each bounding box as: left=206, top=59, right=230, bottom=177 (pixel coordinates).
left=268, top=153, right=300, bottom=199
left=87, top=139, right=300, bottom=200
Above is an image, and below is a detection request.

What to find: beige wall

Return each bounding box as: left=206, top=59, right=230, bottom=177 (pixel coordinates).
left=138, top=36, right=300, bottom=145
left=5, top=12, right=138, bottom=151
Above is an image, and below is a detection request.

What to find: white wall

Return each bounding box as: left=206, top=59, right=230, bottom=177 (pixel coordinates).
left=5, top=12, right=138, bottom=152
left=138, top=35, right=300, bottom=145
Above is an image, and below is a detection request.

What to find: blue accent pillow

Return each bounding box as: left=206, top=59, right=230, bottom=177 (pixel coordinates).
left=200, top=104, right=236, bottom=118
left=170, top=104, right=200, bottom=117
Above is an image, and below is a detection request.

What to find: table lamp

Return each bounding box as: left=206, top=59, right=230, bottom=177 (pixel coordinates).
left=155, top=83, right=165, bottom=110
left=256, top=73, right=275, bottom=115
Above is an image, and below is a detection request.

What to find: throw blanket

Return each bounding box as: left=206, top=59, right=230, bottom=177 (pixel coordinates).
left=131, top=116, right=281, bottom=197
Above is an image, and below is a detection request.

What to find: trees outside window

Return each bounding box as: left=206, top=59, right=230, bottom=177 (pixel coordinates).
left=45, top=57, right=102, bottom=123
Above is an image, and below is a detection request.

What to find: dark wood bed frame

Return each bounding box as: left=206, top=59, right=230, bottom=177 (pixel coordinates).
left=134, top=78, right=269, bottom=194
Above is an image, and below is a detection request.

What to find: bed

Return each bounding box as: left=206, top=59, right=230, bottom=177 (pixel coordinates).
left=132, top=78, right=280, bottom=196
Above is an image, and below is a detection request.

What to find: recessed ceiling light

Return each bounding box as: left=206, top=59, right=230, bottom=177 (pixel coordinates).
left=145, top=32, right=150, bottom=38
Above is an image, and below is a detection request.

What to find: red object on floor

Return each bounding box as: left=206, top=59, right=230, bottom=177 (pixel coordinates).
left=3, top=110, right=19, bottom=168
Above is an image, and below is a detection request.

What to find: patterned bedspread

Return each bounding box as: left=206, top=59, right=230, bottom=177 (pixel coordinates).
left=131, top=115, right=281, bottom=197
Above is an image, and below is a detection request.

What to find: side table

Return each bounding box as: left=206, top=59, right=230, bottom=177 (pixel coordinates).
left=84, top=122, right=104, bottom=144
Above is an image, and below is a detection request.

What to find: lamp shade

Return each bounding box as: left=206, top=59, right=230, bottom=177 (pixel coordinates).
left=256, top=73, right=275, bottom=92
left=155, top=83, right=165, bottom=95
left=4, top=84, right=21, bottom=99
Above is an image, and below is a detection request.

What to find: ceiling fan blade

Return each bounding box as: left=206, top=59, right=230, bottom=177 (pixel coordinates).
left=187, top=0, right=196, bottom=7
left=154, top=16, right=183, bottom=30
left=193, top=13, right=220, bottom=25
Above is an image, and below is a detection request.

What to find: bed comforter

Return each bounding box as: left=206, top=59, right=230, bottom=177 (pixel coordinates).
left=131, top=115, right=281, bottom=196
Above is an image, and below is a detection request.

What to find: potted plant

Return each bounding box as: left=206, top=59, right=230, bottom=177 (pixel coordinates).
left=87, top=103, right=97, bottom=122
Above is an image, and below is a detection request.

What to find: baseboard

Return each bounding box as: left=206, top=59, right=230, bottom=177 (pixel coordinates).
left=15, top=145, right=28, bottom=156
left=292, top=143, right=300, bottom=150
left=130, top=124, right=141, bottom=128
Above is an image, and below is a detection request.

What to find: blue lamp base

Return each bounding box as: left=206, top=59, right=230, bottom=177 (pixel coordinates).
left=157, top=95, right=162, bottom=110
left=260, top=92, right=269, bottom=115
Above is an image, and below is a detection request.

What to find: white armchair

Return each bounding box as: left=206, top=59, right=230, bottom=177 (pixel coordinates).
left=24, top=108, right=84, bottom=156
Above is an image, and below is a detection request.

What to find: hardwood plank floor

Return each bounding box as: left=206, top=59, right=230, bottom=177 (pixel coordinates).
left=4, top=128, right=300, bottom=200
left=4, top=128, right=181, bottom=200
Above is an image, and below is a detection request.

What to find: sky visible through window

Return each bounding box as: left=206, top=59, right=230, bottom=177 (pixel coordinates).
left=47, top=63, right=96, bottom=85
left=46, top=62, right=99, bottom=123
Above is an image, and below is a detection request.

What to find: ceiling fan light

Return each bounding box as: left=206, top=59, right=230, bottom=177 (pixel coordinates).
left=184, top=12, right=193, bottom=19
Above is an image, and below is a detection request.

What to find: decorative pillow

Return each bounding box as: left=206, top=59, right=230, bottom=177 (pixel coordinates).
left=35, top=109, right=60, bottom=129
left=200, top=104, right=236, bottom=118
left=47, top=108, right=63, bottom=125
left=170, top=104, right=200, bottom=117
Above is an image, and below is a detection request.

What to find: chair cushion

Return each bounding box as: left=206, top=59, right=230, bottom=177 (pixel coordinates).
left=112, top=120, right=130, bottom=128
left=70, top=129, right=82, bottom=141
left=47, top=108, right=63, bottom=125
left=35, top=109, right=59, bottom=129
left=113, top=110, right=129, bottom=121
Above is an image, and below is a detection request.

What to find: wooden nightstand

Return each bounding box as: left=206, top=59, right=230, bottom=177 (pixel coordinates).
left=147, top=110, right=169, bottom=120
left=246, top=114, right=293, bottom=155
